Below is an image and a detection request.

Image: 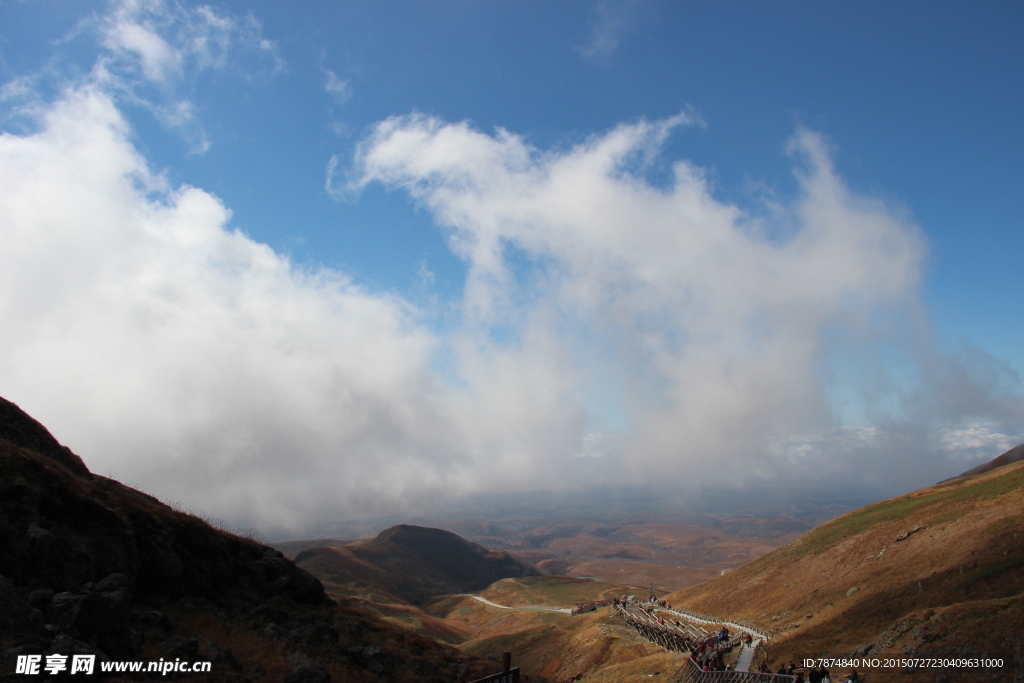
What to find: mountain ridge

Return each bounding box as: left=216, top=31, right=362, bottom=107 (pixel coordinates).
left=293, top=524, right=541, bottom=606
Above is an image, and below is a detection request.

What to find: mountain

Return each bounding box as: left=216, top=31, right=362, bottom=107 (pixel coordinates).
left=0, top=397, right=496, bottom=682
left=275, top=539, right=351, bottom=560
left=940, top=442, right=1024, bottom=483
left=668, top=459, right=1024, bottom=681
left=293, top=525, right=541, bottom=606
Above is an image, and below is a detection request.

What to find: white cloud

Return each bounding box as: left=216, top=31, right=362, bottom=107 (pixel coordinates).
left=2, top=2, right=1021, bottom=534
left=0, top=83, right=600, bottom=533
left=103, top=11, right=180, bottom=84
left=935, top=422, right=1023, bottom=463
left=0, top=85, right=448, bottom=530
left=347, top=113, right=1023, bottom=488
left=3, top=80, right=1020, bottom=533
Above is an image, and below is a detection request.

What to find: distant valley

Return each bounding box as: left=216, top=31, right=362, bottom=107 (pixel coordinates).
left=277, top=515, right=811, bottom=595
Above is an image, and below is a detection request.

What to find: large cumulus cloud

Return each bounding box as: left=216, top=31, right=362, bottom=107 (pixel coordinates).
left=0, top=86, right=481, bottom=530
left=344, top=113, right=1009, bottom=487
left=2, top=3, right=1021, bottom=534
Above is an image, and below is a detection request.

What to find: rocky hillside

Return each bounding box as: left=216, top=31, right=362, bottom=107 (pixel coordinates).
left=0, top=397, right=498, bottom=682
left=293, top=525, right=541, bottom=606
left=668, top=457, right=1024, bottom=681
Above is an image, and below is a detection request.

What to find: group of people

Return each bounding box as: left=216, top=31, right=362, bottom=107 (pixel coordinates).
left=621, top=597, right=826, bottom=679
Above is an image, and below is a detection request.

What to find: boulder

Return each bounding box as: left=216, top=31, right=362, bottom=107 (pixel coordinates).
left=0, top=575, right=43, bottom=630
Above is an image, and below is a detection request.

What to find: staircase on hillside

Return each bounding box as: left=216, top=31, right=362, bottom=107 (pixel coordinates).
left=733, top=642, right=756, bottom=672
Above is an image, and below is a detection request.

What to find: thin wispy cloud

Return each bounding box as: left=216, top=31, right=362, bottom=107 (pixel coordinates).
left=98, top=0, right=282, bottom=86
left=578, top=0, right=646, bottom=62
left=324, top=68, right=350, bottom=106
left=89, top=0, right=282, bottom=151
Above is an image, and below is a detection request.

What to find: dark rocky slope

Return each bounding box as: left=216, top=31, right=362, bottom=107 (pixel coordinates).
left=0, top=397, right=495, bottom=682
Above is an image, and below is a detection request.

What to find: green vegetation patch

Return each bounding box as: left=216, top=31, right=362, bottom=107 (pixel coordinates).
left=960, top=554, right=1024, bottom=591
left=985, top=514, right=1023, bottom=536
left=941, top=466, right=1024, bottom=502
left=796, top=467, right=1024, bottom=556
left=935, top=473, right=984, bottom=488
left=929, top=508, right=968, bottom=526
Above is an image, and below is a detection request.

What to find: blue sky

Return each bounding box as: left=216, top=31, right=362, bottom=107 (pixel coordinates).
left=1, top=0, right=1021, bottom=532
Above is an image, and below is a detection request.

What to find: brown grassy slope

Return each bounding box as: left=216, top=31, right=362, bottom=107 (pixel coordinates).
left=339, top=595, right=476, bottom=645
left=294, top=524, right=541, bottom=606
left=667, top=460, right=1024, bottom=679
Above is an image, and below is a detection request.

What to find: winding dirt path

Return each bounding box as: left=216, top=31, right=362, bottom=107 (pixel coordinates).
left=465, top=595, right=573, bottom=614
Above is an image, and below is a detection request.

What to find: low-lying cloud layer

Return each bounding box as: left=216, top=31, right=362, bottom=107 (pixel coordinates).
left=1, top=2, right=1021, bottom=534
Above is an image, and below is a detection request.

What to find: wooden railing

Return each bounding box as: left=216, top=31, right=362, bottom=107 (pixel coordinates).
left=571, top=599, right=613, bottom=615
left=615, top=604, right=696, bottom=653
left=666, top=607, right=769, bottom=640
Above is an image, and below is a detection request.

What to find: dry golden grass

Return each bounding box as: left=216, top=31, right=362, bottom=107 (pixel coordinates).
left=480, top=576, right=632, bottom=608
